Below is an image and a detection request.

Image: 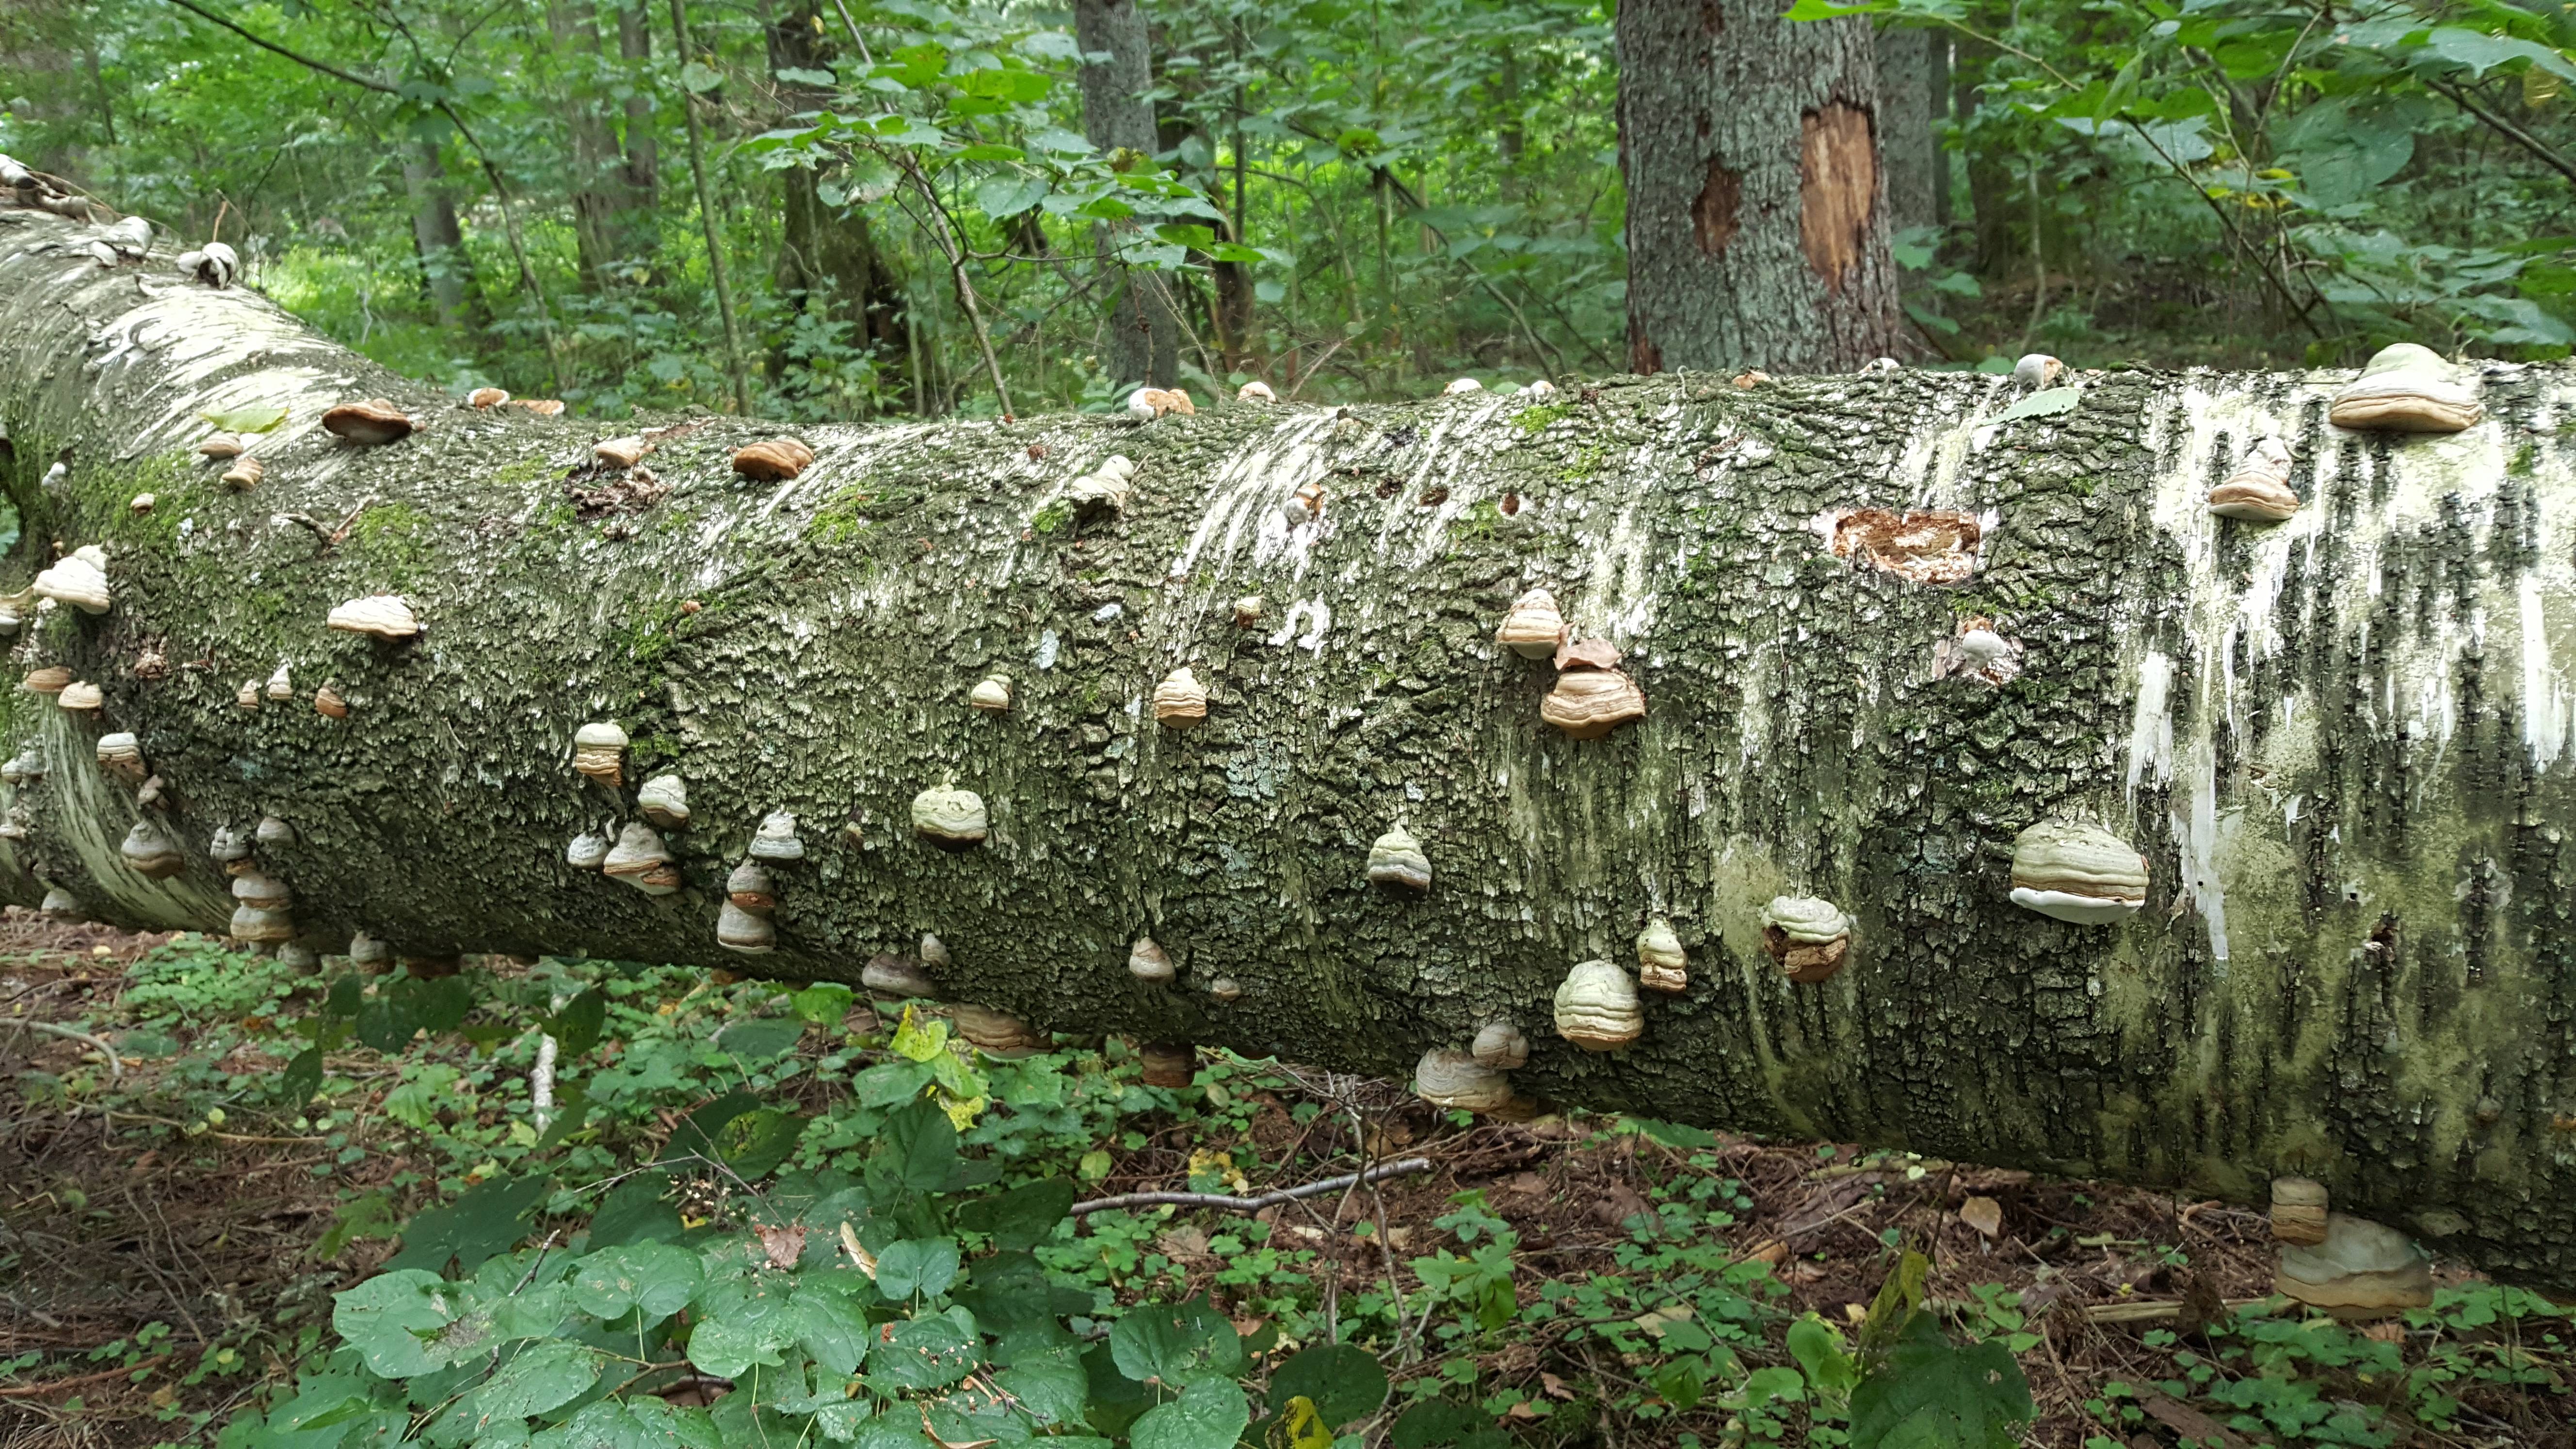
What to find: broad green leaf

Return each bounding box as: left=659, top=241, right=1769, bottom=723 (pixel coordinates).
left=589, top=1174, right=682, bottom=1248
left=777, top=65, right=837, bottom=86
left=330, top=1270, right=456, bottom=1378
left=875, top=1238, right=962, bottom=1300
left=1788, top=1316, right=1860, bottom=1406
left=715, top=1107, right=807, bottom=1180
left=680, top=61, right=724, bottom=93
left=1845, top=1313, right=2035, bottom=1449
left=1389, top=1397, right=1506, bottom=1449
left=1109, top=1296, right=1245, bottom=1386
left=278, top=1046, right=323, bottom=1109
left=474, top=1340, right=605, bottom=1420
left=953, top=1177, right=1074, bottom=1250
left=994, top=1347, right=1088, bottom=1425
left=1991, top=386, right=2080, bottom=423
left=890, top=1007, right=949, bottom=1062
left=1132, top=1378, right=1249, bottom=1449
left=686, top=1313, right=792, bottom=1381
left=198, top=403, right=287, bottom=433
left=571, top=1242, right=703, bottom=1320
left=384, top=1174, right=550, bottom=1276
left=974, top=176, right=1048, bottom=218
left=1266, top=1344, right=1387, bottom=1428
left=547, top=989, right=606, bottom=1057
left=790, top=1286, right=874, bottom=1375
left=877, top=1099, right=958, bottom=1193
left=855, top=1059, right=936, bottom=1107
left=715, top=1016, right=804, bottom=1061
left=791, top=982, right=854, bottom=1025
left=867, top=1307, right=982, bottom=1391
left=660, top=1090, right=760, bottom=1165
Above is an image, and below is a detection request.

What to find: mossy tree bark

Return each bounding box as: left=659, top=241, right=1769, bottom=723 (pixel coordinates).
left=5, top=207, right=2576, bottom=1284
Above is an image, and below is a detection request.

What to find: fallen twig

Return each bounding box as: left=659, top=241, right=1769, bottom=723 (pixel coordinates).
left=1071, top=1157, right=1433, bottom=1216
left=0, top=1353, right=169, bottom=1398
left=7, top=1018, right=123, bottom=1079
left=281, top=496, right=378, bottom=549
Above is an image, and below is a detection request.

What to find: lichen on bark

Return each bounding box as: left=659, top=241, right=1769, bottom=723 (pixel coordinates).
left=5, top=209, right=2576, bottom=1284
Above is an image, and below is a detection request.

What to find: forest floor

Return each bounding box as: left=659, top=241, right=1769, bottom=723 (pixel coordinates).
left=0, top=916, right=2568, bottom=1449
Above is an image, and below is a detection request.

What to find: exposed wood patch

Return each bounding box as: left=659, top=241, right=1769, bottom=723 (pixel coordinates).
left=1693, top=157, right=1742, bottom=255
left=1798, top=101, right=1876, bottom=291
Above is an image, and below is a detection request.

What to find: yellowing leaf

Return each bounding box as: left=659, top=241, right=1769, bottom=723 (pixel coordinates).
left=1278, top=1395, right=1333, bottom=1449
left=938, top=1091, right=987, bottom=1130
left=1078, top=1149, right=1112, bottom=1181
left=892, top=1005, right=950, bottom=1063
left=841, top=1220, right=877, bottom=1279
left=1960, top=1196, right=2003, bottom=1239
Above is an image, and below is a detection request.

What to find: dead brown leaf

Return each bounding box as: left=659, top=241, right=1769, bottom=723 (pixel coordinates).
left=1960, top=1196, right=2003, bottom=1239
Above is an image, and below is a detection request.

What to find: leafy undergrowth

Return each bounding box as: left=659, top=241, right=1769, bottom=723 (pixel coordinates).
left=0, top=920, right=2567, bottom=1449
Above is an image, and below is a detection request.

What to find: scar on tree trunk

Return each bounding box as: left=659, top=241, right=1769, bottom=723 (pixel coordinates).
left=1799, top=101, right=1876, bottom=293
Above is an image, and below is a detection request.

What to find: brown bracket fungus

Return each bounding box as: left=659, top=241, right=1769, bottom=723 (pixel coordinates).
left=2275, top=1214, right=2433, bottom=1317
left=1472, top=1021, right=1530, bottom=1070
left=1, top=746, right=43, bottom=785
left=1762, top=897, right=1854, bottom=983
left=120, top=821, right=183, bottom=878
left=230, top=906, right=295, bottom=944
left=1126, top=387, right=1195, bottom=422
left=594, top=435, right=651, bottom=469
left=1415, top=1047, right=1513, bottom=1113
left=732, top=438, right=815, bottom=481
left=232, top=870, right=291, bottom=911
left=1367, top=821, right=1432, bottom=892
left=1495, top=588, right=1567, bottom=659
left=1521, top=378, right=1560, bottom=397
left=467, top=387, right=509, bottom=408
left=236, top=679, right=260, bottom=709
left=1541, top=657, right=1647, bottom=740
left=954, top=1004, right=1047, bottom=1059
left=1233, top=596, right=1264, bottom=628
left=322, top=399, right=416, bottom=445
left=1637, top=918, right=1689, bottom=994
left=21, top=666, right=68, bottom=694
left=2208, top=437, right=2299, bottom=521
left=1207, top=977, right=1242, bottom=1002
left=1153, top=667, right=1208, bottom=730
left=726, top=860, right=774, bottom=911
left=221, top=456, right=262, bottom=490
left=601, top=821, right=681, bottom=895
left=920, top=934, right=950, bottom=970
left=638, top=774, right=690, bottom=829
left=209, top=826, right=249, bottom=866
left=1280, top=479, right=1325, bottom=525
left=32, top=546, right=111, bottom=614
left=39, top=886, right=81, bottom=920
left=1237, top=380, right=1276, bottom=402
left=57, top=681, right=103, bottom=712
left=95, top=731, right=144, bottom=783
left=511, top=399, right=565, bottom=417
left=327, top=595, right=421, bottom=639
left=265, top=663, right=293, bottom=701
left=565, top=829, right=611, bottom=870
left=313, top=685, right=349, bottom=719
left=864, top=954, right=940, bottom=1001
left=348, top=933, right=389, bottom=969
left=1127, top=935, right=1175, bottom=983
left=969, top=675, right=1012, bottom=712
left=911, top=788, right=987, bottom=851
left=1554, top=960, right=1643, bottom=1051
left=572, top=722, right=628, bottom=788
left=2009, top=821, right=2149, bottom=924
left=717, top=901, right=775, bottom=955
left=128, top=493, right=154, bottom=515
left=750, top=809, right=807, bottom=862
left=2012, top=353, right=2065, bottom=388
left=2271, top=1176, right=2330, bottom=1246
left=2328, top=343, right=2482, bottom=434
left=197, top=433, right=245, bottom=459
left=256, top=815, right=296, bottom=848
left=1137, top=1040, right=1196, bottom=1085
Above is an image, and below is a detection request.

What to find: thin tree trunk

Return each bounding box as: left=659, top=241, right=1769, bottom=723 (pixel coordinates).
left=546, top=0, right=629, bottom=290
left=766, top=0, right=907, bottom=410
left=399, top=138, right=478, bottom=331
left=1073, top=0, right=1177, bottom=390
left=6, top=206, right=2576, bottom=1285
left=669, top=0, right=751, bottom=414
left=1874, top=23, right=1941, bottom=240
left=1618, top=0, right=1909, bottom=372
left=616, top=2, right=661, bottom=271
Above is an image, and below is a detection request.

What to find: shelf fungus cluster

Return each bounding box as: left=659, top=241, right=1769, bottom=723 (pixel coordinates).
left=32, top=546, right=111, bottom=614
left=732, top=437, right=815, bottom=481
left=750, top=810, right=807, bottom=863
left=120, top=821, right=183, bottom=879
left=2207, top=438, right=2299, bottom=522
left=95, top=732, right=144, bottom=784
left=638, top=774, right=690, bottom=829
left=953, top=1004, right=1047, bottom=1059
left=2008, top=822, right=2149, bottom=924
left=1137, top=1041, right=1195, bottom=1087
left=573, top=722, right=628, bottom=789
left=1494, top=588, right=1566, bottom=659
left=230, top=869, right=293, bottom=943
left=2328, top=343, right=2481, bottom=434
left=2274, top=1214, right=2433, bottom=1316
left=1125, top=387, right=1195, bottom=421
left=1067, top=455, right=1137, bottom=516
left=1636, top=918, right=1688, bottom=994
left=2270, top=1177, right=2329, bottom=1246
left=1553, top=960, right=1643, bottom=1050
left=602, top=821, right=680, bottom=895
left=322, top=400, right=415, bottom=445
left=1472, top=1021, right=1530, bottom=1070
left=719, top=860, right=775, bottom=955
left=1761, top=897, right=1854, bottom=983
left=58, top=681, right=102, bottom=713
left=327, top=595, right=420, bottom=640
left=911, top=788, right=987, bottom=850
left=1415, top=1048, right=1513, bottom=1113
left=1127, top=935, right=1175, bottom=983
left=1153, top=667, right=1208, bottom=730
left=221, top=456, right=262, bottom=490
left=1540, top=638, right=1646, bottom=741
left=1367, top=821, right=1432, bottom=892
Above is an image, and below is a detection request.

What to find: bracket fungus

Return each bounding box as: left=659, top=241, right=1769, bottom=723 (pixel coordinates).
left=1207, top=977, right=1243, bottom=1002
left=1443, top=376, right=1485, bottom=396
left=2207, top=437, right=2299, bottom=521
left=638, top=774, right=690, bottom=829
left=348, top=933, right=389, bottom=968
left=732, top=437, right=816, bottom=481
left=1138, top=1041, right=1195, bottom=1086
left=1127, top=936, right=1175, bottom=983
left=1153, top=667, right=1209, bottom=730
left=256, top=815, right=296, bottom=847
left=864, top=954, right=940, bottom=1001
left=2328, top=343, right=2482, bottom=434
left=209, top=826, right=250, bottom=865
left=96, top=731, right=144, bottom=783
left=1126, top=387, right=1194, bottom=421
left=265, top=663, right=292, bottom=700
left=601, top=821, right=681, bottom=895
left=1935, top=618, right=2023, bottom=685
left=2008, top=822, right=2149, bottom=924
left=2012, top=353, right=2065, bottom=388
left=1540, top=650, right=1646, bottom=741
left=726, top=859, right=775, bottom=911
left=717, top=901, right=774, bottom=955
left=1495, top=588, right=1567, bottom=659
left=120, top=821, right=184, bottom=878
left=1279, top=479, right=1325, bottom=525
left=2271, top=1177, right=2330, bottom=1246
left=232, top=871, right=291, bottom=911
left=313, top=685, right=349, bottom=719
left=467, top=387, right=509, bottom=408
left=954, top=1005, right=1047, bottom=1059
left=910, top=788, right=987, bottom=851
left=236, top=679, right=261, bottom=709
left=572, top=722, right=629, bottom=788
left=278, top=944, right=319, bottom=972
left=750, top=809, right=808, bottom=862
left=1472, top=1021, right=1530, bottom=1070
left=512, top=399, right=566, bottom=417
left=2275, top=1214, right=2433, bottom=1317
left=230, top=906, right=295, bottom=944
left=1521, top=378, right=1559, bottom=397
left=1554, top=960, right=1643, bottom=1051
left=1233, top=596, right=1264, bottom=628
left=196, top=433, right=245, bottom=459
left=322, top=399, right=416, bottom=445
left=175, top=241, right=240, bottom=288
left=594, top=435, right=651, bottom=469
left=327, top=595, right=421, bottom=639
left=969, top=675, right=1012, bottom=712
left=1237, top=380, right=1276, bottom=402
left=0, top=745, right=42, bottom=785
left=1367, top=822, right=1432, bottom=892
left=57, top=681, right=102, bottom=712
left=20, top=666, right=68, bottom=694
left=1067, top=455, right=1137, bottom=516
left=39, top=887, right=80, bottom=920
left=564, top=828, right=611, bottom=871
left=32, top=546, right=111, bottom=614
left=1763, top=897, right=1855, bottom=983
left=134, top=775, right=166, bottom=807
left=1415, top=1048, right=1513, bottom=1113
left=221, top=456, right=263, bottom=490
left=1636, top=918, right=1689, bottom=994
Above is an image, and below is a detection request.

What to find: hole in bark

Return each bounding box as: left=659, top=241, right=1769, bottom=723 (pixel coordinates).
left=1798, top=102, right=1877, bottom=292
left=1693, top=160, right=1742, bottom=255
left=1824, top=507, right=1981, bottom=585
left=1701, top=0, right=1724, bottom=31
left=1628, top=331, right=1662, bottom=375
left=1376, top=478, right=1402, bottom=499
left=1499, top=493, right=1521, bottom=515
left=1417, top=486, right=1449, bottom=507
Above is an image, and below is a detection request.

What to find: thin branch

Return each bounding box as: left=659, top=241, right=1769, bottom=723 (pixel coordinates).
left=2425, top=75, right=2576, bottom=189
left=888, top=155, right=1015, bottom=419
left=1069, top=1156, right=1433, bottom=1215
left=9, top=1018, right=125, bottom=1079
left=159, top=0, right=399, bottom=94
left=669, top=0, right=752, bottom=414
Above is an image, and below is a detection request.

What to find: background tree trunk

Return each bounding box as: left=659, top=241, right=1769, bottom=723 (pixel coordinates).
left=615, top=1, right=661, bottom=272
left=1074, top=0, right=1179, bottom=390
left=399, top=138, right=480, bottom=332
left=766, top=0, right=909, bottom=408
left=1617, top=0, right=1910, bottom=372
left=5, top=207, right=2576, bottom=1285
left=546, top=0, right=631, bottom=291
left=1873, top=24, right=1943, bottom=240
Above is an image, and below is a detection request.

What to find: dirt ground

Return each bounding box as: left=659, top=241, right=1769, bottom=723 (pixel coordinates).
left=0, top=918, right=2566, bottom=1449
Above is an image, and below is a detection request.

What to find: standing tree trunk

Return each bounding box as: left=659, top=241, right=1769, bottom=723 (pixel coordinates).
left=546, top=0, right=634, bottom=291
left=1074, top=0, right=1178, bottom=390
left=399, top=138, right=479, bottom=332
left=766, top=0, right=909, bottom=410
left=7, top=205, right=2576, bottom=1286
left=615, top=2, right=661, bottom=273
left=1617, top=0, right=1909, bottom=373
left=1873, top=24, right=1943, bottom=241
